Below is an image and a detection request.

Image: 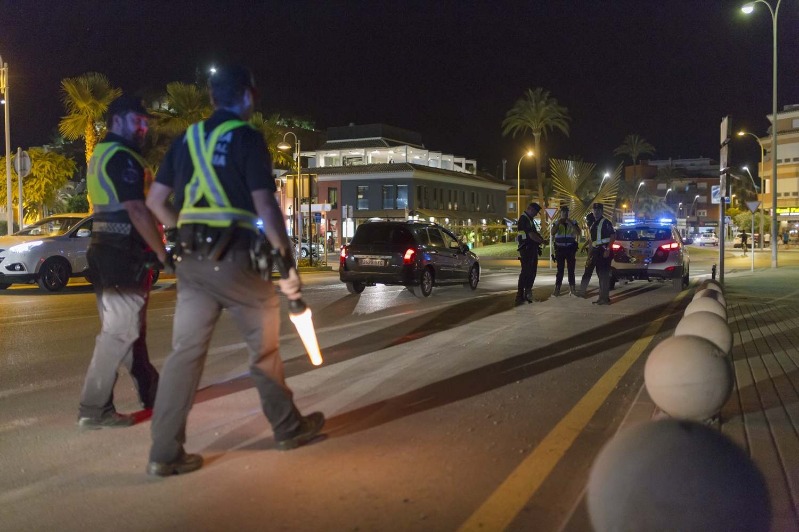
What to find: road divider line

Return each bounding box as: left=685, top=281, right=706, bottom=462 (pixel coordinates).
left=458, top=290, right=688, bottom=532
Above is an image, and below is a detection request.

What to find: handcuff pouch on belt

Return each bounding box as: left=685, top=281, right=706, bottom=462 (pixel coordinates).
left=176, top=222, right=244, bottom=262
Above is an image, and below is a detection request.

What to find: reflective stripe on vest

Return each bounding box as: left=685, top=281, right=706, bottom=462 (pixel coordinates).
left=592, top=217, right=612, bottom=246
left=178, top=120, right=258, bottom=231
left=87, top=142, right=148, bottom=212
left=554, top=219, right=577, bottom=245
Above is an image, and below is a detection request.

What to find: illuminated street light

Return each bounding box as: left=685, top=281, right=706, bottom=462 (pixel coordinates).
left=690, top=194, right=700, bottom=216
left=278, top=132, right=303, bottom=259
left=516, top=150, right=534, bottom=218
left=632, top=181, right=645, bottom=213
left=664, top=188, right=672, bottom=201
left=209, top=66, right=217, bottom=75
left=599, top=172, right=610, bottom=190
left=742, top=165, right=765, bottom=249
left=742, top=0, right=781, bottom=268
left=678, top=202, right=683, bottom=217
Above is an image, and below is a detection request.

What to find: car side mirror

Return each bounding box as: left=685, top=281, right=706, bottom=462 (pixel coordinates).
left=449, top=241, right=460, bottom=250
left=76, top=228, right=92, bottom=238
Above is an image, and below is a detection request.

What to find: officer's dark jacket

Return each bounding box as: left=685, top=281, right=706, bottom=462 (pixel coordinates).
left=517, top=212, right=542, bottom=249
left=156, top=109, right=276, bottom=215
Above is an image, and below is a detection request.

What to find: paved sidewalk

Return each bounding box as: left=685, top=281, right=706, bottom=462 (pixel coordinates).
left=623, top=266, right=799, bottom=531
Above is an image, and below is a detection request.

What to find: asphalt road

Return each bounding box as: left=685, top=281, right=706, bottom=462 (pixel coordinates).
left=0, top=247, right=769, bottom=530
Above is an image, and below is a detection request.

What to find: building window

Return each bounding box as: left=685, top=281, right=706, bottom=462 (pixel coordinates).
left=356, top=186, right=369, bottom=210
left=327, top=187, right=338, bottom=208
left=397, top=185, right=408, bottom=209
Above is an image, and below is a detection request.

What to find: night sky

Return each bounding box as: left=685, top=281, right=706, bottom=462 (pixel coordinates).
left=3, top=0, right=798, bottom=179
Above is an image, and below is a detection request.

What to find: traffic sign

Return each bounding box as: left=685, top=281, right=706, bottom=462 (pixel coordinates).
left=313, top=212, right=321, bottom=223
left=13, top=150, right=31, bottom=178
left=745, top=201, right=761, bottom=213
left=544, top=208, right=558, bottom=219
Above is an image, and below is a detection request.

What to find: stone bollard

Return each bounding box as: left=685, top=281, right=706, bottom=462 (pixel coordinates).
left=675, top=311, right=733, bottom=355
left=684, top=296, right=726, bottom=320
left=644, top=335, right=732, bottom=420
left=693, top=288, right=727, bottom=308
left=699, top=278, right=724, bottom=295
left=587, top=419, right=771, bottom=532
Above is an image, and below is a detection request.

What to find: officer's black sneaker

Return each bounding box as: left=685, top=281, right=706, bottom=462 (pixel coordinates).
left=276, top=412, right=325, bottom=451
left=569, top=285, right=577, bottom=297
left=552, top=286, right=562, bottom=297
left=77, top=412, right=135, bottom=430
left=146, top=452, right=204, bottom=477
left=592, top=299, right=611, bottom=306
left=524, top=289, right=534, bottom=303
left=514, top=298, right=526, bottom=306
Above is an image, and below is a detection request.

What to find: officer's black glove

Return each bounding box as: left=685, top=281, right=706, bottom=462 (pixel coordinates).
left=538, top=247, right=543, bottom=257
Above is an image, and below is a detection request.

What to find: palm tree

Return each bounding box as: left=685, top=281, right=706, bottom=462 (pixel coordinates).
left=502, top=88, right=571, bottom=208
left=58, top=72, right=122, bottom=166
left=613, top=134, right=655, bottom=183
left=550, top=159, right=621, bottom=225
left=249, top=112, right=294, bottom=169
left=150, top=82, right=212, bottom=137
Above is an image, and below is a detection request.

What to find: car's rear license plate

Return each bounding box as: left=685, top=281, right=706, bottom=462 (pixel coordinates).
left=360, top=258, right=386, bottom=267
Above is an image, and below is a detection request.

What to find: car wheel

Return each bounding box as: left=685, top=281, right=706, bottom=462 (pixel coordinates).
left=345, top=281, right=365, bottom=294
left=464, top=264, right=479, bottom=290
left=38, top=258, right=71, bottom=292
left=301, top=248, right=309, bottom=258
left=0, top=283, right=10, bottom=290
left=410, top=268, right=434, bottom=298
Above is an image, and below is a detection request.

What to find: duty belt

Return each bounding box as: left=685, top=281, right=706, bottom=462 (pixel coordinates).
left=93, top=221, right=132, bottom=235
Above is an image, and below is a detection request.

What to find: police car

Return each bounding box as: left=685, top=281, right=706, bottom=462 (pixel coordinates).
left=610, top=219, right=690, bottom=291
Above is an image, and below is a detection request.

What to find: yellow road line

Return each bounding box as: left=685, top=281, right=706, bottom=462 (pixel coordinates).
left=458, top=291, right=688, bottom=531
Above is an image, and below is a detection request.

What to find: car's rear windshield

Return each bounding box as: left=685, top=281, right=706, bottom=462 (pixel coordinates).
left=616, top=226, right=672, bottom=241
left=351, top=223, right=415, bottom=246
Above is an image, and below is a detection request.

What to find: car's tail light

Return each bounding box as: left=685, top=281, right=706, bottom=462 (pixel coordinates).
left=339, top=246, right=347, bottom=268
left=611, top=243, right=622, bottom=251
left=403, top=248, right=416, bottom=264
left=659, top=241, right=680, bottom=252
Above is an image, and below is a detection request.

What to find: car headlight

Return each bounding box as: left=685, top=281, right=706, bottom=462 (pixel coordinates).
left=8, top=240, right=44, bottom=253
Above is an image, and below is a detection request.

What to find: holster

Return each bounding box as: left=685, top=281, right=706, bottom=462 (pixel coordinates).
left=249, top=233, right=274, bottom=279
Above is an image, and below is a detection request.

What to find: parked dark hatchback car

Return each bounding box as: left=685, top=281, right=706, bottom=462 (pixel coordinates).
left=339, top=220, right=480, bottom=297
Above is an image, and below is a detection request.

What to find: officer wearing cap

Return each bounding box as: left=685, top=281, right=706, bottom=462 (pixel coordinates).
left=576, top=211, right=597, bottom=297
left=588, top=203, right=616, bottom=305
left=77, top=95, right=166, bottom=429
left=551, top=204, right=581, bottom=296
left=515, top=202, right=544, bottom=305
left=145, top=65, right=324, bottom=476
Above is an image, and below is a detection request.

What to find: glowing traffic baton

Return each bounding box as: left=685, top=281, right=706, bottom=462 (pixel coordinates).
left=288, top=299, right=323, bottom=366
left=273, top=249, right=323, bottom=366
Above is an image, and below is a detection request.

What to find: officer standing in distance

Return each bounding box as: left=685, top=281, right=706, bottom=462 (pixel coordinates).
left=551, top=205, right=581, bottom=297
left=576, top=211, right=596, bottom=297
left=515, top=202, right=544, bottom=305
left=588, top=203, right=616, bottom=305
left=77, top=95, right=166, bottom=429
left=145, top=65, right=324, bottom=476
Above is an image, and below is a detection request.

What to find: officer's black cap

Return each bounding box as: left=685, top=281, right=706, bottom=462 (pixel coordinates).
left=106, top=95, right=151, bottom=121
left=560, top=205, right=569, bottom=212
left=592, top=202, right=604, bottom=210
left=528, top=202, right=542, bottom=213
left=209, top=65, right=258, bottom=104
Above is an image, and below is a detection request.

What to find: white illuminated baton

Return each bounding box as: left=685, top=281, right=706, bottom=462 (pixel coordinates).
left=273, top=248, right=323, bottom=366
left=288, top=299, right=323, bottom=366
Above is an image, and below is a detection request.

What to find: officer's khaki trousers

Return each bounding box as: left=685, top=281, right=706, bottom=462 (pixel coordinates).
left=149, top=251, right=301, bottom=463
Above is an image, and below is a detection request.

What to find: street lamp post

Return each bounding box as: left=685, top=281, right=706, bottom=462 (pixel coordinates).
left=0, top=55, right=11, bottom=234
left=516, top=150, right=534, bottom=218
left=278, top=132, right=302, bottom=260
left=632, top=182, right=644, bottom=217
left=742, top=0, right=781, bottom=268
left=742, top=165, right=765, bottom=249
left=599, top=172, right=610, bottom=190
left=739, top=131, right=766, bottom=249
left=678, top=202, right=683, bottom=217
left=664, top=188, right=672, bottom=202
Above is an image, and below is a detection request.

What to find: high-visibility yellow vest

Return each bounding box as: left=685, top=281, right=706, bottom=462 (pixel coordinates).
left=178, top=119, right=259, bottom=231
left=87, top=141, right=149, bottom=212
left=553, top=218, right=578, bottom=246
left=592, top=217, right=612, bottom=246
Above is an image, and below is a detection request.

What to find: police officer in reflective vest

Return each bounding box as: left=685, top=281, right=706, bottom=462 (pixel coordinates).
left=576, top=211, right=596, bottom=297
left=588, top=203, right=616, bottom=305
left=78, top=95, right=166, bottom=429
left=145, top=65, right=324, bottom=476
left=551, top=205, right=581, bottom=296
left=515, top=202, right=544, bottom=305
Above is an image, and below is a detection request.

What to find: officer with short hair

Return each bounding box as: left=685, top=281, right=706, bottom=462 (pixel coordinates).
left=515, top=202, right=544, bottom=305
left=588, top=203, right=616, bottom=305
left=145, top=65, right=324, bottom=476
left=77, top=95, right=166, bottom=430
left=551, top=205, right=581, bottom=296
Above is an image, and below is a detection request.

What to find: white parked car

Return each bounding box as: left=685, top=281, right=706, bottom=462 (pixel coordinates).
left=0, top=213, right=93, bottom=291
left=694, top=232, right=719, bottom=246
